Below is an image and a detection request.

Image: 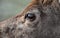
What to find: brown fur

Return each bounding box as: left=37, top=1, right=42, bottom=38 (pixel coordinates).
left=0, top=0, right=60, bottom=38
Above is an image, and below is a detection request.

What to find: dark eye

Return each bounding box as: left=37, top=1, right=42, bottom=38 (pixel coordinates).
left=25, top=13, right=36, bottom=21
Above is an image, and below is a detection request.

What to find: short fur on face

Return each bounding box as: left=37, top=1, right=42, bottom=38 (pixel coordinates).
left=0, top=0, right=60, bottom=38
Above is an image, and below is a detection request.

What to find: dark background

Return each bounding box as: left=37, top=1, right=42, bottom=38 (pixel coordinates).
left=0, top=0, right=31, bottom=21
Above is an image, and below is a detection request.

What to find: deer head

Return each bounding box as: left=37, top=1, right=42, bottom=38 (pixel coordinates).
left=0, top=0, right=60, bottom=38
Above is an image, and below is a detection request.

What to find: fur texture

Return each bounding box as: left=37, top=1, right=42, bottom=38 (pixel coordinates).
left=0, top=0, right=60, bottom=38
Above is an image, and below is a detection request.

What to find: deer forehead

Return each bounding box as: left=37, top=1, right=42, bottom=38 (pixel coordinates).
left=27, top=8, right=40, bottom=14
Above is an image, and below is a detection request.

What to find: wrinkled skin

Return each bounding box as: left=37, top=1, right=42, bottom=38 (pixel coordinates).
left=0, top=0, right=60, bottom=38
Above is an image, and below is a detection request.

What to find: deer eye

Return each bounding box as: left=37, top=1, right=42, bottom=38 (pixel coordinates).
left=25, top=13, right=36, bottom=21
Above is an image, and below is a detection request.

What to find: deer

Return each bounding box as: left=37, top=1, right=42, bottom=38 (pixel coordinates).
left=0, top=0, right=60, bottom=38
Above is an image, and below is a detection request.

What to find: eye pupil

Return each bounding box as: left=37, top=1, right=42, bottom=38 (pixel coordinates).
left=25, top=13, right=36, bottom=21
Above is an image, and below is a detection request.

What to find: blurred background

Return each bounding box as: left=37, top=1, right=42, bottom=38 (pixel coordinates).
left=0, top=0, right=31, bottom=22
